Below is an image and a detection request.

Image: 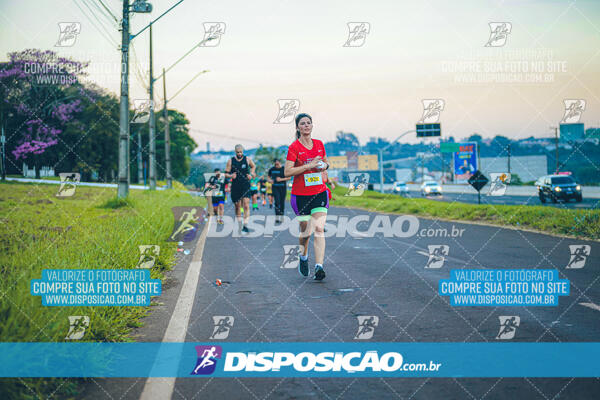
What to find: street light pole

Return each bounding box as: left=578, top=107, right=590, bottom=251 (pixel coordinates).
left=117, top=0, right=130, bottom=198
left=507, top=142, right=511, bottom=174
left=162, top=68, right=172, bottom=189
left=551, top=126, right=559, bottom=173
left=137, top=127, right=143, bottom=184
left=148, top=24, right=156, bottom=190
left=378, top=129, right=415, bottom=193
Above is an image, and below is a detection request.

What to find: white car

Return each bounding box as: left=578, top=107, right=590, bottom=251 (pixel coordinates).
left=421, top=181, right=442, bottom=196
left=393, top=181, right=409, bottom=195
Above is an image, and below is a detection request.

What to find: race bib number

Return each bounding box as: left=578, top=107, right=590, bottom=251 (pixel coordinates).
left=304, top=172, right=322, bottom=186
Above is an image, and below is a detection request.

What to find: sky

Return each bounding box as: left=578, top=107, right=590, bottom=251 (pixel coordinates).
left=1, top=0, right=600, bottom=152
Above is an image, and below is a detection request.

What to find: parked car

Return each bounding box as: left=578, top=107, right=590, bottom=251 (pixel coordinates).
left=536, top=175, right=582, bottom=203
left=393, top=181, right=409, bottom=195
left=421, top=181, right=442, bottom=196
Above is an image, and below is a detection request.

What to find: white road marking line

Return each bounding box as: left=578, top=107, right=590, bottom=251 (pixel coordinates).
left=140, top=219, right=210, bottom=400
left=579, top=302, right=600, bottom=312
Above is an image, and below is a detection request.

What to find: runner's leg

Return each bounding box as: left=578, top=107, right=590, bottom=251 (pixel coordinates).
left=311, top=212, right=326, bottom=265
left=298, top=220, right=311, bottom=255
left=242, top=196, right=250, bottom=226
left=273, top=187, right=282, bottom=221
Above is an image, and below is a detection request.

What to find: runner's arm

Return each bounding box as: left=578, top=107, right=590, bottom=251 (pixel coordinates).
left=224, top=158, right=233, bottom=178
left=284, top=158, right=321, bottom=177
left=321, top=154, right=330, bottom=170
left=248, top=157, right=256, bottom=178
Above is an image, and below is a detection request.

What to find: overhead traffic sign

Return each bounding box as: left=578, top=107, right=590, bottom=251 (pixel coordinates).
left=416, top=123, right=441, bottom=137
left=440, top=142, right=460, bottom=153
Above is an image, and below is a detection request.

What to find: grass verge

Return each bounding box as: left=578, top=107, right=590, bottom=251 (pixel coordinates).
left=331, top=186, right=600, bottom=240
left=0, top=181, right=205, bottom=399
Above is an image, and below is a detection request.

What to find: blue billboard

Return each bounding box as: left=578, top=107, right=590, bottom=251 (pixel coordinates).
left=453, top=142, right=477, bottom=183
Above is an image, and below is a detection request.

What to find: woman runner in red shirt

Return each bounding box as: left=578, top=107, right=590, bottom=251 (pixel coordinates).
left=284, top=113, right=330, bottom=280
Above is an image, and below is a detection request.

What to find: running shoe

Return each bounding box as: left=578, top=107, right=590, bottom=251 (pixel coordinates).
left=241, top=225, right=249, bottom=234
left=313, top=264, right=326, bottom=281
left=299, top=257, right=309, bottom=277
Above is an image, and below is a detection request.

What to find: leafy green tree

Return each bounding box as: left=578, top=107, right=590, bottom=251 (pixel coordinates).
left=135, top=109, right=197, bottom=183
left=58, top=84, right=119, bottom=182
left=467, top=133, right=482, bottom=143
left=0, top=49, right=88, bottom=178
left=188, top=159, right=212, bottom=188
left=576, top=166, right=600, bottom=185
left=254, top=146, right=286, bottom=175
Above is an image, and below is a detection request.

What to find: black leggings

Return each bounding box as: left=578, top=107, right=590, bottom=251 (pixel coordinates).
left=273, top=186, right=286, bottom=216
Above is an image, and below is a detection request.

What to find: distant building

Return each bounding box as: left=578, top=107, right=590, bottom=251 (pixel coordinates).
left=326, top=153, right=379, bottom=171
left=358, top=154, right=378, bottom=170
left=192, top=153, right=231, bottom=169
left=346, top=151, right=359, bottom=169
left=480, top=155, right=547, bottom=182
left=328, top=156, right=348, bottom=169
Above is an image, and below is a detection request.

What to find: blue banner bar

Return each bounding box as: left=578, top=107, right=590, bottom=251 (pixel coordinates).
left=0, top=343, right=598, bottom=377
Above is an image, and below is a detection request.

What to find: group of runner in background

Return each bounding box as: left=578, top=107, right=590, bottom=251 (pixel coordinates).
left=202, top=113, right=336, bottom=280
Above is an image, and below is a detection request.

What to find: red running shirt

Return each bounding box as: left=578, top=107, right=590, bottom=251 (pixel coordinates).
left=286, top=139, right=327, bottom=196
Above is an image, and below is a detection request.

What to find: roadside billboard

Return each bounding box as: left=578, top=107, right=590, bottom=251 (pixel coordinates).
left=454, top=142, right=477, bottom=183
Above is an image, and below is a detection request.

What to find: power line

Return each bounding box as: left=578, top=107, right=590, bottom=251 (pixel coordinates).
left=189, top=129, right=282, bottom=146
left=81, top=0, right=117, bottom=39
left=73, top=0, right=117, bottom=47
left=97, top=0, right=118, bottom=23
left=130, top=0, right=186, bottom=40
left=86, top=0, right=118, bottom=26
left=168, top=70, right=209, bottom=102
left=130, top=41, right=149, bottom=91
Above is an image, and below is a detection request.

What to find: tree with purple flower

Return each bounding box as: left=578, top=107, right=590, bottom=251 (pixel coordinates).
left=0, top=49, right=86, bottom=178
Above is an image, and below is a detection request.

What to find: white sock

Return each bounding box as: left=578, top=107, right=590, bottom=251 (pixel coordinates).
left=300, top=254, right=308, bottom=261
left=315, top=263, right=323, bottom=268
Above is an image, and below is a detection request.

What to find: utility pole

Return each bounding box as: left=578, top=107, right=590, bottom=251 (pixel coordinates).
left=117, top=0, right=130, bottom=198
left=552, top=126, right=559, bottom=173
left=507, top=142, right=511, bottom=174
left=137, top=127, right=143, bottom=184
left=127, top=124, right=130, bottom=185
left=148, top=24, right=156, bottom=190
left=162, top=68, right=172, bottom=189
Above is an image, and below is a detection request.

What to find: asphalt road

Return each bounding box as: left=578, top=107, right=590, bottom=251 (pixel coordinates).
left=398, top=191, right=599, bottom=209
left=82, top=200, right=600, bottom=400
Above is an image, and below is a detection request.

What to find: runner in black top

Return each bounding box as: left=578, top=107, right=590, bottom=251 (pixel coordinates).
left=207, top=168, right=226, bottom=224
left=225, top=144, right=256, bottom=233
left=259, top=176, right=268, bottom=206
left=268, top=158, right=290, bottom=224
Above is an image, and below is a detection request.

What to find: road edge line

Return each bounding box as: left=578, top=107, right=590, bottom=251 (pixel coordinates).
left=139, top=218, right=211, bottom=400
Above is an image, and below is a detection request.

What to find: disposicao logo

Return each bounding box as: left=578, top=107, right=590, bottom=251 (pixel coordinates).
left=223, top=351, right=404, bottom=373
left=191, top=345, right=222, bottom=375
